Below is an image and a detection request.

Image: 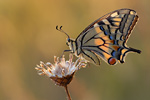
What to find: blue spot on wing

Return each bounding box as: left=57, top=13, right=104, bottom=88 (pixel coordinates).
left=112, top=51, right=116, bottom=57
left=104, top=31, right=108, bottom=35
left=100, top=26, right=104, bottom=31
left=109, top=35, right=113, bottom=40
left=99, top=26, right=109, bottom=35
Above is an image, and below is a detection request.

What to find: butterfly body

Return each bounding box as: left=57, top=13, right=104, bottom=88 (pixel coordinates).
left=59, top=8, right=141, bottom=65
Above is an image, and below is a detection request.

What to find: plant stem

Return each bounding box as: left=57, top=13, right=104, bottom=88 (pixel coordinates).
left=64, top=85, right=72, bottom=100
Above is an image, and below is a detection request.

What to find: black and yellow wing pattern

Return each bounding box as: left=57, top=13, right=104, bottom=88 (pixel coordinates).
left=76, top=8, right=141, bottom=65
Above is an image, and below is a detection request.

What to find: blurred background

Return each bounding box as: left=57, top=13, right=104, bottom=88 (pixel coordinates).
left=0, top=0, right=149, bottom=100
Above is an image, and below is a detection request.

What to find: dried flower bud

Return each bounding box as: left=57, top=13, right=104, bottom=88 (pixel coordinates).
left=35, top=54, right=86, bottom=86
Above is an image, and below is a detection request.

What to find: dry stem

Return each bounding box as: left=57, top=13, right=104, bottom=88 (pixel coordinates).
left=64, top=85, right=72, bottom=100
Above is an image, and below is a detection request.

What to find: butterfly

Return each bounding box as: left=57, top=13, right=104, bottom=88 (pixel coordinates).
left=56, top=8, right=141, bottom=65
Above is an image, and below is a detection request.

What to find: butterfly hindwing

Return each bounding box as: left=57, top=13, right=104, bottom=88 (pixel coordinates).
left=76, top=8, right=140, bottom=65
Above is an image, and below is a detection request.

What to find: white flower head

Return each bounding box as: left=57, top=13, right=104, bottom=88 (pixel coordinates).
left=35, top=54, right=86, bottom=86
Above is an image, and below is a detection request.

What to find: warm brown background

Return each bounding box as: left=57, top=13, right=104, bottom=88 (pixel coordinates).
left=0, top=0, right=149, bottom=100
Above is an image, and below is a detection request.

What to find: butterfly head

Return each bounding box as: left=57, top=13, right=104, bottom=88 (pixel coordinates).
left=66, top=38, right=76, bottom=53
left=66, top=38, right=71, bottom=46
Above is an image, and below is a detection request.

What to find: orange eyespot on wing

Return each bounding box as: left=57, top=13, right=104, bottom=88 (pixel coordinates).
left=108, top=57, right=117, bottom=65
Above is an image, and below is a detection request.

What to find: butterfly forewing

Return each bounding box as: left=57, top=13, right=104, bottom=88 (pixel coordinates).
left=75, top=8, right=140, bottom=65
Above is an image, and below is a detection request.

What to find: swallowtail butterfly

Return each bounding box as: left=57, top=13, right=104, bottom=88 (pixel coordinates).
left=56, top=8, right=141, bottom=65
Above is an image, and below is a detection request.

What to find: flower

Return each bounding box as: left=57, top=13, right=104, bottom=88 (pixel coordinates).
left=35, top=54, right=86, bottom=86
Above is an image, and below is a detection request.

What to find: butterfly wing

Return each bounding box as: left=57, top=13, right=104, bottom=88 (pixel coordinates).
left=76, top=8, right=141, bottom=65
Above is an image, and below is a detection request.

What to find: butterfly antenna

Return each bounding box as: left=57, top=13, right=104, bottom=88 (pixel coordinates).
left=56, top=25, right=70, bottom=38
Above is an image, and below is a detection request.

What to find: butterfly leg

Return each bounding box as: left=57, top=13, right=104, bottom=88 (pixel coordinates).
left=87, top=62, right=91, bottom=67
left=60, top=50, right=72, bottom=59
